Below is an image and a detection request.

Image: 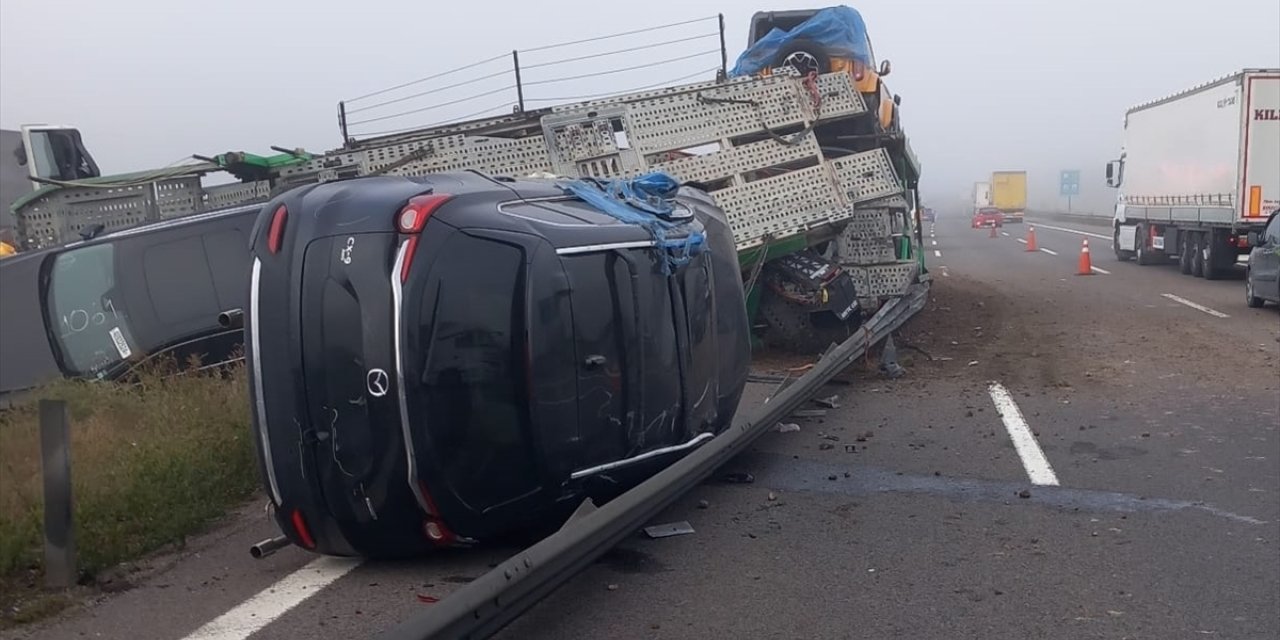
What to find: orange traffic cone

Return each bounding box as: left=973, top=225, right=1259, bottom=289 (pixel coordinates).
left=989, top=223, right=999, bottom=238
left=1025, top=227, right=1038, bottom=252
left=1077, top=238, right=1094, bottom=275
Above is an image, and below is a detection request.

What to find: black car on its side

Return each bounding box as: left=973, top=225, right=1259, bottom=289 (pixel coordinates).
left=0, top=204, right=260, bottom=404
left=246, top=171, right=749, bottom=557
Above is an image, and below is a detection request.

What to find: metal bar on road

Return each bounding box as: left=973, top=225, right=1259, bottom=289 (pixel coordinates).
left=40, top=399, right=76, bottom=588
left=379, top=284, right=929, bottom=640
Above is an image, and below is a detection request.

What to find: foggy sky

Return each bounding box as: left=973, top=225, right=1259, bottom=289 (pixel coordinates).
left=2, top=0, right=1278, bottom=216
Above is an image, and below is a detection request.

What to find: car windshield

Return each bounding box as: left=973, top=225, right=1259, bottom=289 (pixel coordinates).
left=44, top=243, right=138, bottom=378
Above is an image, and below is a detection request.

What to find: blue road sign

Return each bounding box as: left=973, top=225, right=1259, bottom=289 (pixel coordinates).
left=1060, top=170, right=1080, bottom=196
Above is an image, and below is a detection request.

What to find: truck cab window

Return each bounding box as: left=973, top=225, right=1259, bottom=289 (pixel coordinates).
left=26, top=129, right=100, bottom=181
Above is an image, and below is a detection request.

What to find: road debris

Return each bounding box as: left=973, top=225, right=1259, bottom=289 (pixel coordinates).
left=819, top=442, right=835, bottom=451
left=967, top=360, right=980, bottom=367
left=844, top=444, right=857, bottom=453
left=879, top=335, right=906, bottom=378
left=791, top=409, right=828, bottom=418
left=723, top=472, right=755, bottom=484
left=767, top=492, right=777, bottom=501
left=1017, top=489, right=1032, bottom=499
left=607, top=584, right=620, bottom=591
left=643, top=521, right=695, bottom=539
left=697, top=500, right=710, bottom=510
left=776, top=423, right=802, bottom=433
left=416, top=594, right=440, bottom=604
left=814, top=395, right=841, bottom=409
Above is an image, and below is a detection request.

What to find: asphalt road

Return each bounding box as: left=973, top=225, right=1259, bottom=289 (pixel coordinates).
left=6, top=213, right=1278, bottom=640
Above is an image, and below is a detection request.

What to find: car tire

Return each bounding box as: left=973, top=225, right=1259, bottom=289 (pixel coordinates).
left=1113, top=225, right=1135, bottom=261
left=1178, top=239, right=1194, bottom=274
left=771, top=39, right=833, bottom=77
left=1246, top=271, right=1265, bottom=308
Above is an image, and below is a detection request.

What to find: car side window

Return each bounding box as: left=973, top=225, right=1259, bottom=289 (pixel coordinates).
left=1266, top=214, right=1280, bottom=244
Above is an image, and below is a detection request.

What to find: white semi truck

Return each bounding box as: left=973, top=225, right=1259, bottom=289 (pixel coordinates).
left=1106, top=68, right=1280, bottom=279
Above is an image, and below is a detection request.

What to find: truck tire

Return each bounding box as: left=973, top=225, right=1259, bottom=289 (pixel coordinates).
left=1178, top=239, right=1194, bottom=274
left=1135, top=224, right=1157, bottom=265
left=1113, top=225, right=1135, bottom=261
left=1191, top=233, right=1206, bottom=277
left=759, top=290, right=818, bottom=353
left=1202, top=229, right=1228, bottom=280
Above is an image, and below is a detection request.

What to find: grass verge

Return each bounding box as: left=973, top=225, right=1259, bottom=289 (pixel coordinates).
left=0, top=361, right=257, bottom=628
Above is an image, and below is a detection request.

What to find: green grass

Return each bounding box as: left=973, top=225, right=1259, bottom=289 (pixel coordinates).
left=0, top=360, right=258, bottom=626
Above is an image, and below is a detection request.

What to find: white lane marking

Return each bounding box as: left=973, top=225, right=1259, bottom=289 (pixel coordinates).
left=1161, top=293, right=1230, bottom=318
left=1017, top=238, right=1027, bottom=244
left=1039, top=247, right=1059, bottom=256
left=1090, top=265, right=1111, bottom=275
left=1001, top=232, right=1010, bottom=237
left=988, top=382, right=1060, bottom=486
left=934, top=250, right=942, bottom=258
left=1026, top=221, right=1110, bottom=241
left=931, top=239, right=938, bottom=246
left=182, top=557, right=361, bottom=640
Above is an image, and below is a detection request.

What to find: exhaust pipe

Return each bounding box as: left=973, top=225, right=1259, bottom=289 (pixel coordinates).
left=250, top=535, right=291, bottom=559
left=218, top=308, right=244, bottom=330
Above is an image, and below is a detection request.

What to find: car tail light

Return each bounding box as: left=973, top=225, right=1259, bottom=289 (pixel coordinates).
left=290, top=508, right=316, bottom=549
left=397, top=194, right=452, bottom=234
left=417, top=481, right=458, bottom=546
left=397, top=194, right=452, bottom=283
left=852, top=59, right=866, bottom=82
left=267, top=205, right=288, bottom=254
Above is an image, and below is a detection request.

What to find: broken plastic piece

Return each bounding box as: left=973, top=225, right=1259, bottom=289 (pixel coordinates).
left=776, top=423, right=801, bottom=433
left=722, top=472, right=755, bottom=484
left=814, top=395, right=841, bottom=409
left=643, top=521, right=695, bottom=539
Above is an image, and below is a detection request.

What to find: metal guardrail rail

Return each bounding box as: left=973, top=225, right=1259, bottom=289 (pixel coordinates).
left=378, top=282, right=930, bottom=640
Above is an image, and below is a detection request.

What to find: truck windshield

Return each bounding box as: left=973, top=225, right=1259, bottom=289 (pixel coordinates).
left=44, top=244, right=138, bottom=378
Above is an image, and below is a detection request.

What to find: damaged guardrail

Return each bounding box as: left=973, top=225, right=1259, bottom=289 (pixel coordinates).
left=379, top=282, right=930, bottom=640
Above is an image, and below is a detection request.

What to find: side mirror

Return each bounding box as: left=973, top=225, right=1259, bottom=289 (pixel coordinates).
left=1104, top=160, right=1121, bottom=187
left=879, top=60, right=892, bottom=76
left=1247, top=231, right=1262, bottom=246
left=893, top=94, right=902, bottom=106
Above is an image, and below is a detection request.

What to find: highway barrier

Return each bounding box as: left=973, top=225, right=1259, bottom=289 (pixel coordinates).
left=378, top=282, right=931, bottom=640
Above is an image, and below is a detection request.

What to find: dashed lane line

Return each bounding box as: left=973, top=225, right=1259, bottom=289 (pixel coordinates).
left=1091, top=265, right=1111, bottom=275
left=934, top=250, right=942, bottom=258
left=1001, top=232, right=1010, bottom=237
left=181, top=557, right=361, bottom=640
left=988, top=382, right=1059, bottom=486
left=1017, top=238, right=1027, bottom=244
left=1039, top=247, right=1059, bottom=256
left=1025, top=221, right=1111, bottom=241
left=1161, top=293, right=1230, bottom=318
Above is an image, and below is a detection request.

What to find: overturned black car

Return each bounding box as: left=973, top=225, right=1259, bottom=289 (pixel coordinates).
left=247, top=171, right=750, bottom=557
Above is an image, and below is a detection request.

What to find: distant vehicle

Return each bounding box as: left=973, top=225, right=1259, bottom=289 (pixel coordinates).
left=1245, top=210, right=1280, bottom=308
left=991, top=171, right=1026, bottom=223
left=246, top=172, right=750, bottom=557
left=1106, top=68, right=1279, bottom=279
left=921, top=207, right=936, bottom=223
left=0, top=203, right=258, bottom=402
left=973, top=181, right=992, bottom=212
left=972, top=207, right=1004, bottom=229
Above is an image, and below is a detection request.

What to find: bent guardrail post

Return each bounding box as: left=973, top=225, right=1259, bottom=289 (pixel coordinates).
left=378, top=283, right=929, bottom=640
left=39, top=399, right=76, bottom=588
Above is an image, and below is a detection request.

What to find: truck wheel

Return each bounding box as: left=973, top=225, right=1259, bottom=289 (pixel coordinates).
left=1178, top=239, right=1194, bottom=274
left=1202, top=229, right=1227, bottom=280
left=1246, top=271, right=1265, bottom=308
left=759, top=290, right=818, bottom=352
left=1113, top=225, right=1135, bottom=261
left=1191, top=233, right=1206, bottom=277
left=1135, top=224, right=1157, bottom=265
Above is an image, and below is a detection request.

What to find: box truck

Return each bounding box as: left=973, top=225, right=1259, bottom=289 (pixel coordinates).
left=973, top=181, right=992, bottom=211
left=1106, top=68, right=1279, bottom=279
left=991, top=171, right=1026, bottom=223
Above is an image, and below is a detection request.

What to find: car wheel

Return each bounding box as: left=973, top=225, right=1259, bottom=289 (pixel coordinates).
left=1113, top=225, right=1135, bottom=261
left=771, top=39, right=833, bottom=77
left=1246, top=271, right=1265, bottom=308
left=1178, top=239, right=1194, bottom=274
left=1202, top=230, right=1228, bottom=280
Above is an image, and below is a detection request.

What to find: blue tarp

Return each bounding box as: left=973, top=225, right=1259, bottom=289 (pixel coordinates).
left=560, top=172, right=706, bottom=275
left=730, top=6, right=872, bottom=78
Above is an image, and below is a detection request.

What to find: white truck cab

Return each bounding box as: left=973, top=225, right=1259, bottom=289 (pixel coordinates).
left=1, top=125, right=100, bottom=249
